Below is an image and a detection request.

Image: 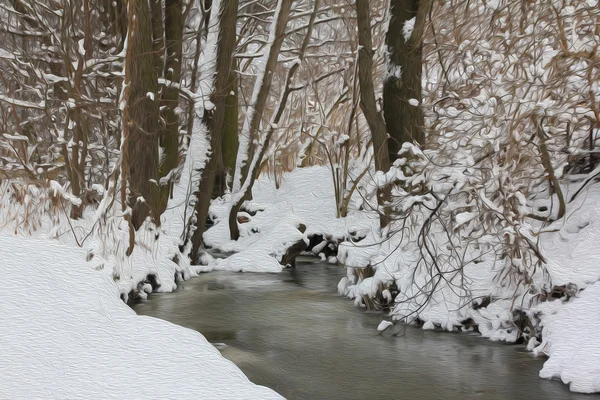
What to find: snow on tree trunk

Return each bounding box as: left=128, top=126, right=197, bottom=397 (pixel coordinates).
left=227, top=0, right=293, bottom=240
left=188, top=0, right=239, bottom=262
left=231, top=0, right=293, bottom=194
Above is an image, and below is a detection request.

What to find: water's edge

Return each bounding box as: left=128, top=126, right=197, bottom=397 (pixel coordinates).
left=133, top=258, right=593, bottom=400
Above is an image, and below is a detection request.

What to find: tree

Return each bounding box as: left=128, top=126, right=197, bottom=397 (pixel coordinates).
left=157, top=0, right=185, bottom=214
left=188, top=0, right=239, bottom=262
left=122, top=0, right=161, bottom=230
left=355, top=0, right=391, bottom=227
left=227, top=0, right=294, bottom=240
left=384, top=0, right=432, bottom=161
left=230, top=0, right=294, bottom=194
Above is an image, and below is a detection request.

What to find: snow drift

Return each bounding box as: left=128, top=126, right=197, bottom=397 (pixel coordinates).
left=0, top=234, right=282, bottom=399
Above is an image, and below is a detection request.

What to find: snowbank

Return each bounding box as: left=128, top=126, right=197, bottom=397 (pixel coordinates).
left=337, top=178, right=600, bottom=392
left=204, top=212, right=308, bottom=272
left=540, top=183, right=600, bottom=287
left=203, top=166, right=375, bottom=269
left=534, top=282, right=600, bottom=393
left=0, top=234, right=282, bottom=399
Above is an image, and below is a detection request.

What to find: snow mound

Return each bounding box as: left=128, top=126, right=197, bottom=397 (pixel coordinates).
left=0, top=234, right=282, bottom=399
left=210, top=250, right=284, bottom=273
left=203, top=166, right=375, bottom=272
left=541, top=184, right=600, bottom=287
left=534, top=282, right=600, bottom=393
left=205, top=166, right=374, bottom=252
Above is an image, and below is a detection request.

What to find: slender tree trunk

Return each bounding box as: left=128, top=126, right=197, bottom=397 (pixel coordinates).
left=185, top=0, right=212, bottom=143
left=112, top=0, right=128, bottom=51
left=227, top=0, right=305, bottom=240
left=189, top=0, right=239, bottom=262
left=150, top=0, right=165, bottom=76
left=157, top=0, right=184, bottom=215
left=123, top=0, right=161, bottom=229
left=218, top=70, right=239, bottom=196
left=356, top=0, right=391, bottom=227
left=384, top=0, right=431, bottom=161
left=232, top=0, right=293, bottom=193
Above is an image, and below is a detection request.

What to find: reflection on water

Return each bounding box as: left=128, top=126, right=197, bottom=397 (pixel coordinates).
left=133, top=258, right=594, bottom=400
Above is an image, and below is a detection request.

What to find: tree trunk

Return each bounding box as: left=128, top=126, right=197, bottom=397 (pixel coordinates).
left=150, top=0, right=165, bottom=77
left=231, top=0, right=293, bottom=193
left=219, top=70, right=239, bottom=195
left=188, top=0, right=239, bottom=262
left=157, top=0, right=184, bottom=215
left=355, top=0, right=391, bottom=227
left=227, top=0, right=304, bottom=240
left=384, top=0, right=431, bottom=161
left=123, top=0, right=161, bottom=229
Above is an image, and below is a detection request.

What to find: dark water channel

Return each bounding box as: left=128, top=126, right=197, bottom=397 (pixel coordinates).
left=133, top=258, right=596, bottom=400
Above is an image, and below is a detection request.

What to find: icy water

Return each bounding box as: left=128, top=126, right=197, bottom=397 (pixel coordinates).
left=133, top=258, right=595, bottom=400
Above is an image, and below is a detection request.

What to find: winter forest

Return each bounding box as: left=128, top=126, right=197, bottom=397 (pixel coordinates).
left=1, top=0, right=600, bottom=398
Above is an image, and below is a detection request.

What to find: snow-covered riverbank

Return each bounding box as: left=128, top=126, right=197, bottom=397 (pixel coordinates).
left=0, top=234, right=282, bottom=399
left=204, top=166, right=600, bottom=394
left=2, top=164, right=599, bottom=395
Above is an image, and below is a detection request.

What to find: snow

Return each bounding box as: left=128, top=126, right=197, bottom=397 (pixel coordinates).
left=377, top=320, right=393, bottom=332
left=402, top=17, right=416, bottom=42
left=540, top=183, right=600, bottom=287
left=533, top=282, right=600, bottom=393
left=0, top=93, right=45, bottom=110
left=204, top=166, right=375, bottom=273
left=203, top=212, right=308, bottom=272
left=0, top=234, right=282, bottom=399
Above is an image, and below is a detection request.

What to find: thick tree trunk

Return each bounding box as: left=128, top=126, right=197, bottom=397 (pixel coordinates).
left=189, top=0, right=239, bottom=262
left=384, top=0, right=430, bottom=161
left=123, top=0, right=161, bottom=229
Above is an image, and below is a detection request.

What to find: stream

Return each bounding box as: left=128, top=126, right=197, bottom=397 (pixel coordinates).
left=133, top=257, right=594, bottom=400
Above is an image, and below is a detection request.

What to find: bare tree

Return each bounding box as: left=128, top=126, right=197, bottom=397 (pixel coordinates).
left=227, top=0, right=293, bottom=240
left=122, top=0, right=161, bottom=230
left=384, top=0, right=431, bottom=160
left=188, top=0, right=240, bottom=262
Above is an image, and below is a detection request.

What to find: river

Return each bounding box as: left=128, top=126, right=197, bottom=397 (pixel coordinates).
left=133, top=257, right=594, bottom=400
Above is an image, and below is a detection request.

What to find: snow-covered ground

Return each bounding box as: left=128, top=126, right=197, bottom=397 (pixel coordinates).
left=203, top=165, right=376, bottom=267
left=534, top=281, right=600, bottom=393
left=3, top=164, right=599, bottom=395
left=0, top=234, right=282, bottom=399
left=530, top=183, right=600, bottom=393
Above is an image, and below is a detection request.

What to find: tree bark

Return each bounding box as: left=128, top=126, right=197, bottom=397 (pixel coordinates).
left=227, top=0, right=304, bottom=240
left=157, top=0, right=184, bottom=215
left=219, top=70, right=239, bottom=196
left=384, top=0, right=431, bottom=161
left=189, top=0, right=239, bottom=262
left=123, top=0, right=161, bottom=229
left=150, top=0, right=165, bottom=77
left=356, top=0, right=392, bottom=227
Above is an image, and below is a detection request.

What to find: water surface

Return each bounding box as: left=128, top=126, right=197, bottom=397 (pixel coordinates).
left=133, top=258, right=595, bottom=399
